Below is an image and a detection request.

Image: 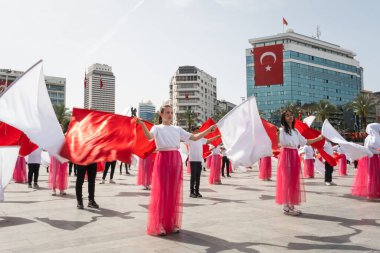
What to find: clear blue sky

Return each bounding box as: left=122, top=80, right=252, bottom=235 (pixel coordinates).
left=1, top=0, right=379, bottom=113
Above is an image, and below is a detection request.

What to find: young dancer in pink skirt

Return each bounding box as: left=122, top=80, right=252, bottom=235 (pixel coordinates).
left=337, top=146, right=347, bottom=176
left=137, top=105, right=216, bottom=236
left=209, top=144, right=222, bottom=184
left=276, top=111, right=323, bottom=216
left=13, top=156, right=27, bottom=183
left=137, top=153, right=156, bottom=190
left=48, top=156, right=68, bottom=196
left=302, top=145, right=315, bottom=178
left=259, top=156, right=272, bottom=181
left=352, top=123, right=380, bottom=200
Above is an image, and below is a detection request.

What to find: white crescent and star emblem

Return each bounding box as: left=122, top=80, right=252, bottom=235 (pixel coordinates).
left=260, top=52, right=277, bottom=72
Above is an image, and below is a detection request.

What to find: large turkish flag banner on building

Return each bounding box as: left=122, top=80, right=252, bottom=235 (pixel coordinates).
left=253, top=44, right=283, bottom=86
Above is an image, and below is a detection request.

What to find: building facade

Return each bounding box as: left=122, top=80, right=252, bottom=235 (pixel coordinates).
left=0, top=68, right=66, bottom=106
left=246, top=29, right=363, bottom=120
left=138, top=101, right=156, bottom=122
left=169, top=66, right=217, bottom=129
left=84, top=63, right=115, bottom=113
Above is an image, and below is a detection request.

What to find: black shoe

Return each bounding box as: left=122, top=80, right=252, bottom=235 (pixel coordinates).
left=227, top=175, right=231, bottom=177
left=33, top=183, right=39, bottom=189
left=126, top=171, right=131, bottom=175
left=222, top=175, right=225, bottom=177
left=77, top=201, right=84, bottom=209
left=88, top=200, right=99, bottom=208
left=196, top=192, right=202, bottom=198
left=28, top=184, right=32, bottom=188
left=189, top=193, right=197, bottom=198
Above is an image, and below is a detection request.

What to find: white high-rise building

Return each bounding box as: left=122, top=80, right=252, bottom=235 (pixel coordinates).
left=169, top=66, right=217, bottom=129
left=84, top=63, right=115, bottom=113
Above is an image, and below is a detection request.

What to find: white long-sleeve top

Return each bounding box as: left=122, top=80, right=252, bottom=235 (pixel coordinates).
left=279, top=128, right=307, bottom=149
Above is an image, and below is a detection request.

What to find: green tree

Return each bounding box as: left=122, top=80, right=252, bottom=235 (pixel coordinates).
left=182, top=109, right=198, bottom=131
left=314, top=100, right=336, bottom=123
left=211, top=107, right=229, bottom=122
left=53, top=104, right=71, bottom=132
left=346, top=94, right=378, bottom=130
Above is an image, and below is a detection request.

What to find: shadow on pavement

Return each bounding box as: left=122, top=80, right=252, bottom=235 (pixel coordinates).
left=0, top=216, right=36, bottom=228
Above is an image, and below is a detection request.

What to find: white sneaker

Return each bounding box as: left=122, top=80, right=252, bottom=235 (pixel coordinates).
left=109, top=179, right=115, bottom=184
left=100, top=179, right=105, bottom=184
left=325, top=182, right=332, bottom=186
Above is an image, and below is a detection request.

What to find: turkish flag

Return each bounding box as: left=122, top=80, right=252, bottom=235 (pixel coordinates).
left=261, top=118, right=279, bottom=155
left=253, top=44, right=283, bottom=86
left=131, top=120, right=156, bottom=159
left=199, top=118, right=221, bottom=147
left=60, top=108, right=135, bottom=165
left=84, top=71, right=87, bottom=88
left=282, top=17, right=288, bottom=25
left=202, top=144, right=211, bottom=159
left=0, top=122, right=38, bottom=156
left=294, top=119, right=337, bottom=167
left=100, top=76, right=104, bottom=89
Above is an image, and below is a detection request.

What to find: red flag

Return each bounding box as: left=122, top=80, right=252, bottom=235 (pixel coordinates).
left=199, top=118, right=221, bottom=147
left=60, top=108, right=135, bottom=165
left=202, top=144, right=211, bottom=159
left=294, top=119, right=337, bottom=167
left=282, top=17, right=288, bottom=26
left=261, top=118, right=279, bottom=155
left=253, top=44, right=283, bottom=86
left=185, top=92, right=189, bottom=100
left=131, top=120, right=156, bottom=159
left=99, top=75, right=104, bottom=89
left=0, top=122, right=38, bottom=156
left=84, top=71, right=87, bottom=88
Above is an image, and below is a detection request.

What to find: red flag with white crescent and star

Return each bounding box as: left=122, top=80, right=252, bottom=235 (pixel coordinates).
left=100, top=75, right=104, bottom=89
left=253, top=44, right=283, bottom=86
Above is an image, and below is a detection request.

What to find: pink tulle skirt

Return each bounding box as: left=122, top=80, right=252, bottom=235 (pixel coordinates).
left=13, top=156, right=27, bottom=183
left=209, top=154, right=221, bottom=184
left=338, top=154, right=347, bottom=176
left=48, top=156, right=68, bottom=191
left=137, top=153, right=155, bottom=187
left=229, top=162, right=233, bottom=173
left=259, top=156, right=272, bottom=180
left=147, top=150, right=183, bottom=235
left=206, top=156, right=212, bottom=169
left=276, top=148, right=305, bottom=205
left=303, top=159, right=314, bottom=178
left=352, top=154, right=380, bottom=199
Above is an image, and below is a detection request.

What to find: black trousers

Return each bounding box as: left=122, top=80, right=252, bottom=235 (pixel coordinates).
left=76, top=163, right=97, bottom=202
left=325, top=162, right=333, bottom=182
left=103, top=161, right=116, bottom=180
left=28, top=163, right=40, bottom=185
left=190, top=161, right=202, bottom=194
left=69, top=162, right=78, bottom=176
left=221, top=156, right=230, bottom=176
left=120, top=162, right=130, bottom=173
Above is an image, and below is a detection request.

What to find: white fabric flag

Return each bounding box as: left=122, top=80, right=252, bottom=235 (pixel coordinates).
left=0, top=146, right=20, bottom=201
left=322, top=119, right=372, bottom=160
left=303, top=115, right=316, bottom=127
left=217, top=96, right=272, bottom=166
left=314, top=158, right=325, bottom=175
left=0, top=60, right=66, bottom=162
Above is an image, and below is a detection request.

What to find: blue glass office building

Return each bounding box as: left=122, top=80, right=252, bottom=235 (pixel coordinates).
left=246, top=30, right=363, bottom=120
left=138, top=101, right=156, bottom=122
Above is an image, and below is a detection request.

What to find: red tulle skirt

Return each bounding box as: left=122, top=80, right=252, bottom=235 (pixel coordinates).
left=209, top=154, right=221, bottom=184
left=48, top=156, right=68, bottom=191
left=352, top=154, right=380, bottom=199
left=147, top=150, right=183, bottom=235
left=229, top=162, right=233, bottom=173
left=259, top=156, right=272, bottom=180
left=137, top=153, right=155, bottom=187
left=97, top=162, right=105, bottom=172
left=276, top=148, right=305, bottom=205
left=338, top=154, right=347, bottom=176
left=13, top=156, right=27, bottom=183
left=206, top=156, right=212, bottom=169
left=303, top=159, right=314, bottom=178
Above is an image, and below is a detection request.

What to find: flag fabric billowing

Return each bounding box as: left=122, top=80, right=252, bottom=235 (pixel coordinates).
left=303, top=115, right=316, bottom=127
left=261, top=118, right=279, bottom=155
left=202, top=144, right=211, bottom=159
left=100, top=76, right=104, bottom=89
left=131, top=120, right=156, bottom=159
left=199, top=118, right=222, bottom=147
left=60, top=108, right=135, bottom=165
left=253, top=44, right=283, bottom=86
left=0, top=60, right=65, bottom=161
left=282, top=17, right=288, bottom=25
left=0, top=146, right=20, bottom=201
left=322, top=119, right=372, bottom=160
left=217, top=96, right=272, bottom=166
left=0, top=122, right=38, bottom=156
left=294, top=119, right=337, bottom=167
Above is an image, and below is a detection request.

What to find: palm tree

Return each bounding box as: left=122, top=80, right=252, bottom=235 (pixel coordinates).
left=314, top=100, right=336, bottom=122
left=346, top=94, right=378, bottom=130
left=53, top=104, right=71, bottom=132
left=182, top=109, right=198, bottom=131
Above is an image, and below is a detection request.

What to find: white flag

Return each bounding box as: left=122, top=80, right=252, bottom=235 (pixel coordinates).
left=303, top=115, right=316, bottom=127
left=0, top=60, right=66, bottom=161
left=217, top=96, right=272, bottom=166
left=322, top=119, right=372, bottom=160
left=0, top=146, right=20, bottom=201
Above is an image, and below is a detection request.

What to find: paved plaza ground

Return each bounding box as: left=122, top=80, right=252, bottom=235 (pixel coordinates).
left=1, top=160, right=379, bottom=253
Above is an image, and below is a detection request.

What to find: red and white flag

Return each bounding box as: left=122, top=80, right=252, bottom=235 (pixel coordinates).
left=283, top=17, right=288, bottom=26
left=253, top=44, right=283, bottom=86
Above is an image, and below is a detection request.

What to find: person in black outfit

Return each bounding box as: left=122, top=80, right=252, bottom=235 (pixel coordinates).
left=119, top=162, right=131, bottom=174
left=220, top=145, right=231, bottom=177
left=69, top=161, right=78, bottom=176
left=101, top=161, right=116, bottom=184
left=76, top=163, right=99, bottom=209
